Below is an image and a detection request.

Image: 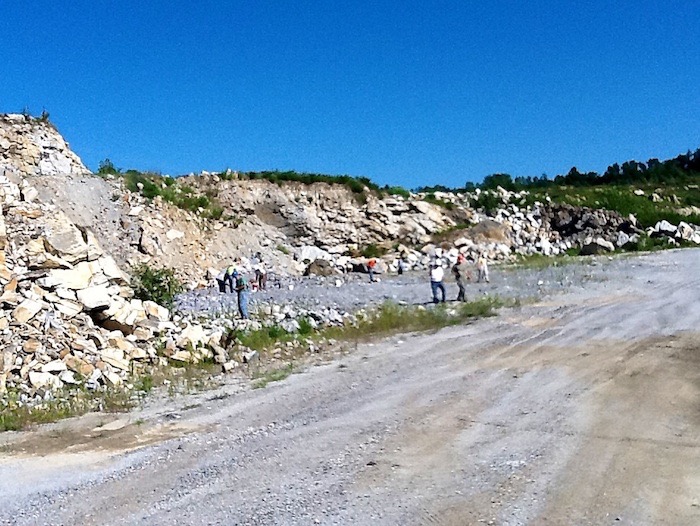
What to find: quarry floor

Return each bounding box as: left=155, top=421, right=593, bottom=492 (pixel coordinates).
left=1, top=249, right=699, bottom=526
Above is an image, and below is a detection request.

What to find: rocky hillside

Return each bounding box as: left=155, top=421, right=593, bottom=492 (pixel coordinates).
left=1, top=113, right=699, bottom=406
left=3, top=114, right=700, bottom=288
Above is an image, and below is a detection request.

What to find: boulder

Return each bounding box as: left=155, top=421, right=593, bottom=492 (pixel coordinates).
left=580, top=237, right=615, bottom=255
left=76, top=285, right=112, bottom=311
left=42, top=212, right=90, bottom=263
left=12, top=298, right=43, bottom=324
left=654, top=220, right=677, bottom=236
left=304, top=259, right=336, bottom=277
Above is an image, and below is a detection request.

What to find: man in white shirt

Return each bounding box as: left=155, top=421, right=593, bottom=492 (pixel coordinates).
left=430, top=263, right=446, bottom=303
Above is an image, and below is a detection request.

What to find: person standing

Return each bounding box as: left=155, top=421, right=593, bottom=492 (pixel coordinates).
left=233, top=271, right=250, bottom=319
left=224, top=264, right=236, bottom=293
left=452, top=255, right=467, bottom=302
left=397, top=257, right=405, bottom=276
left=215, top=268, right=227, bottom=293
left=367, top=258, right=378, bottom=283
left=430, top=263, right=446, bottom=303
left=476, top=254, right=490, bottom=283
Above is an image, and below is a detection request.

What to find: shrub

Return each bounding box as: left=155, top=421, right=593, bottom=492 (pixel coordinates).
left=298, top=318, right=314, bottom=336
left=385, top=186, right=411, bottom=198
left=424, top=194, right=454, bottom=210
left=97, top=158, right=120, bottom=175
left=360, top=244, right=385, bottom=258
left=470, top=192, right=501, bottom=215
left=131, top=264, right=183, bottom=309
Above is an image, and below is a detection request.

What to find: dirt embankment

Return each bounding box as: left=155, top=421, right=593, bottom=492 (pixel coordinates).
left=0, top=249, right=699, bottom=526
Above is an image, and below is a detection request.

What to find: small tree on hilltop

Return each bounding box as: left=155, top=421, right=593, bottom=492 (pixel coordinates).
left=97, top=158, right=120, bottom=175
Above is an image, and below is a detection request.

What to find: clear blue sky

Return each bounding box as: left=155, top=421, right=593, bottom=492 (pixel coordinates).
left=1, top=1, right=698, bottom=187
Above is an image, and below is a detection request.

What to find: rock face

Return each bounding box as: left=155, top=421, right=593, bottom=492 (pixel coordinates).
left=0, top=169, right=169, bottom=396
left=2, top=113, right=700, bottom=402
left=0, top=114, right=90, bottom=177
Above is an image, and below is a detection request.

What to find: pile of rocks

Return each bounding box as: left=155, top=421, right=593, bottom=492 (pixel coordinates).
left=0, top=169, right=240, bottom=401
left=647, top=219, right=700, bottom=244
left=0, top=114, right=90, bottom=177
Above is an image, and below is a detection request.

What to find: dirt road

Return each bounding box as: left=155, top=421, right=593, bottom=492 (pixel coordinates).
left=1, top=250, right=699, bottom=525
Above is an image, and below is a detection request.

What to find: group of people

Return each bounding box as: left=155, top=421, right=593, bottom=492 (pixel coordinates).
left=217, top=251, right=490, bottom=319
left=428, top=253, right=490, bottom=304
left=215, top=254, right=269, bottom=320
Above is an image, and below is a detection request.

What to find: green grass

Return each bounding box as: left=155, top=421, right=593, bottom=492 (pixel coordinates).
left=0, top=386, right=136, bottom=432
left=530, top=185, right=700, bottom=228
left=233, top=325, right=295, bottom=351
left=324, top=298, right=501, bottom=342
left=423, top=193, right=455, bottom=210
left=0, top=359, right=225, bottom=432
left=252, top=364, right=294, bottom=389
left=506, top=252, right=582, bottom=270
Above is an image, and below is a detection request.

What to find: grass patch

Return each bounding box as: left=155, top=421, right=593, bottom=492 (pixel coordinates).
left=531, top=185, right=700, bottom=228
left=506, top=252, right=583, bottom=270
left=424, top=193, right=455, bottom=210
left=0, top=359, right=224, bottom=432
left=252, top=364, right=294, bottom=389
left=233, top=325, right=295, bottom=351
left=324, top=298, right=501, bottom=342
left=0, top=386, right=136, bottom=432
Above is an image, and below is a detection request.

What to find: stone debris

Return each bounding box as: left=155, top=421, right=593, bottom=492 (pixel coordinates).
left=1, top=113, right=699, bottom=406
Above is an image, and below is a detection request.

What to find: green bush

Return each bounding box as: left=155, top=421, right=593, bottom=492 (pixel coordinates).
left=424, top=194, right=454, bottom=210
left=131, top=264, right=183, bottom=309
left=97, top=158, right=120, bottom=175
left=385, top=186, right=411, bottom=198
left=298, top=318, right=314, bottom=336
left=471, top=191, right=501, bottom=215
left=360, top=244, right=385, bottom=258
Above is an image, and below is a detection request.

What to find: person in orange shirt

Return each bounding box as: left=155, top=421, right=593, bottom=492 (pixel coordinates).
left=367, top=258, right=377, bottom=283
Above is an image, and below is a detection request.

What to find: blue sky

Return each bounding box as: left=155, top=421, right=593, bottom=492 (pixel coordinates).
left=1, top=1, right=698, bottom=187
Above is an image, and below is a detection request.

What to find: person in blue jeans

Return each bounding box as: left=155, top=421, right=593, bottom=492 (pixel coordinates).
left=429, top=263, right=446, bottom=303
left=233, top=271, right=249, bottom=319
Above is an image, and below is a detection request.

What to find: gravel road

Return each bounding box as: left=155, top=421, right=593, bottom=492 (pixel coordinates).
left=1, top=250, right=699, bottom=525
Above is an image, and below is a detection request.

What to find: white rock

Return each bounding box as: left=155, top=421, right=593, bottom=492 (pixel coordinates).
left=77, top=285, right=112, bottom=310
left=166, top=229, right=185, bottom=241
left=29, top=371, right=63, bottom=390
left=12, top=298, right=43, bottom=324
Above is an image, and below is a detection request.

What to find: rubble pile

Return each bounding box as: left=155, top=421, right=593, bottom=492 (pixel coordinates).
left=0, top=114, right=90, bottom=177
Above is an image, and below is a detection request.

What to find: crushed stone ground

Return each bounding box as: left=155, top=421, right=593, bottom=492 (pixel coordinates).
left=1, top=249, right=699, bottom=526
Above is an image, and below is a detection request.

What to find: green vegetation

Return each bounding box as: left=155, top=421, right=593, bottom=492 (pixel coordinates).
left=234, top=324, right=295, bottom=351
left=97, top=158, right=120, bottom=175
left=325, top=299, right=501, bottom=342
left=527, top=185, right=700, bottom=228
left=0, top=359, right=225, bottom=431
left=623, top=233, right=693, bottom=252
left=383, top=186, right=411, bottom=198
left=470, top=191, right=502, bottom=215
left=0, top=386, right=136, bottom=432
left=359, top=243, right=386, bottom=259
left=131, top=264, right=183, bottom=309
left=423, top=193, right=454, bottom=210
left=506, top=252, right=582, bottom=271
left=95, top=162, right=225, bottom=217
left=252, top=364, right=294, bottom=389
left=237, top=170, right=379, bottom=194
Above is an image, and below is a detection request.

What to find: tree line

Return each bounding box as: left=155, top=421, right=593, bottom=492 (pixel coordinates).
left=478, top=148, right=700, bottom=191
